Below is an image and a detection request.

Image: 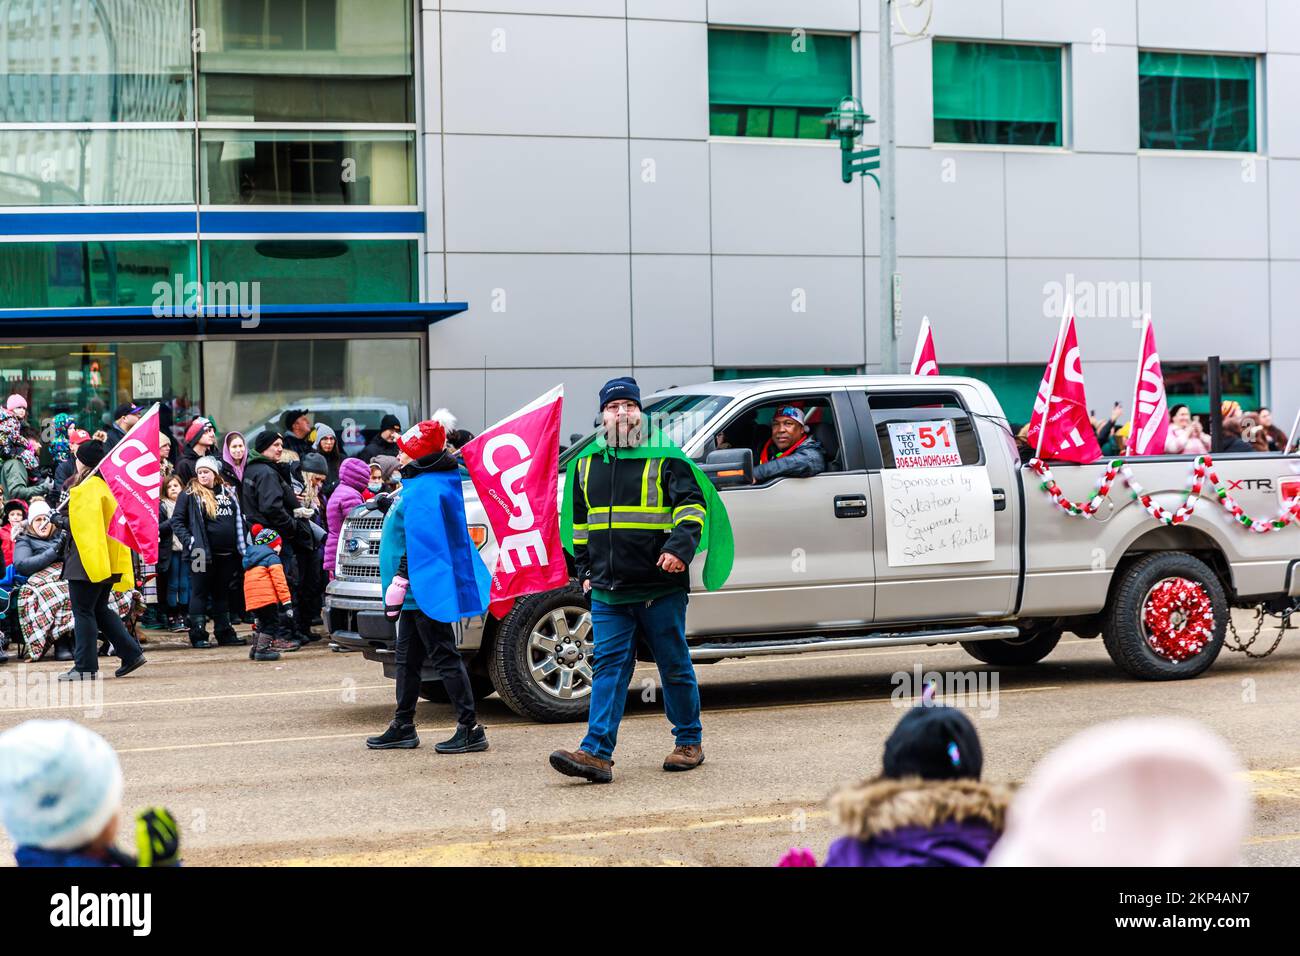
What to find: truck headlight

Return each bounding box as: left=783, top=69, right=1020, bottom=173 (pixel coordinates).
left=468, top=524, right=488, bottom=549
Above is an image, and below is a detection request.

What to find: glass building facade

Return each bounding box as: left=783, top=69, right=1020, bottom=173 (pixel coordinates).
left=0, top=0, right=431, bottom=452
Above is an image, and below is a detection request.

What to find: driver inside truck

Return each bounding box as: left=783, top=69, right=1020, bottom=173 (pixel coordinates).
left=752, top=406, right=826, bottom=484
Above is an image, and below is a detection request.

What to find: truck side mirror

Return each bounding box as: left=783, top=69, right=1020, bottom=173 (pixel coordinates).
left=700, top=448, right=753, bottom=488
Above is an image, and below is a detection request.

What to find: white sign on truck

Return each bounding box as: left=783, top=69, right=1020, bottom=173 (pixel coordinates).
left=887, top=419, right=961, bottom=468
left=882, top=465, right=995, bottom=567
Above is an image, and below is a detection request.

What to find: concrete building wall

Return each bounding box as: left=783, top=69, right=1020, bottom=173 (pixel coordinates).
left=419, top=0, right=1299, bottom=438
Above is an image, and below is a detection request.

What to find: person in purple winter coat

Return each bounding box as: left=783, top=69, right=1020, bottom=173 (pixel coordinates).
left=323, top=457, right=372, bottom=578
left=781, top=704, right=1010, bottom=867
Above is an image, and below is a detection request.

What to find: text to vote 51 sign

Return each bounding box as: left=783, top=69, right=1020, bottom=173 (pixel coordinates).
left=887, top=419, right=961, bottom=468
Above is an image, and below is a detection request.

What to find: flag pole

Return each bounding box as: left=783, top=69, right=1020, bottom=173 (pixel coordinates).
left=1125, top=314, right=1150, bottom=456
left=1035, top=300, right=1071, bottom=460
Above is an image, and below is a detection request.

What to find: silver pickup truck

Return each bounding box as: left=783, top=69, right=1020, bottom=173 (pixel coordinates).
left=325, top=374, right=1300, bottom=722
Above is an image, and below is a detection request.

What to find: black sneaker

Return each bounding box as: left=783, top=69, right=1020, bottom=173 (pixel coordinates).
left=435, top=723, right=489, bottom=755
left=366, top=721, right=419, bottom=750
left=115, top=655, right=147, bottom=678
left=53, top=643, right=74, bottom=662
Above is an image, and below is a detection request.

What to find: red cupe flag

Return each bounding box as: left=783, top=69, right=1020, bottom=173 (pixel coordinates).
left=1026, top=310, right=1102, bottom=463
left=1127, top=315, right=1171, bottom=456
left=99, top=404, right=162, bottom=562
left=910, top=315, right=939, bottom=376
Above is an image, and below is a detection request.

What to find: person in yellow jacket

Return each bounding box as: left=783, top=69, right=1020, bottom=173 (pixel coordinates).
left=51, top=441, right=147, bottom=682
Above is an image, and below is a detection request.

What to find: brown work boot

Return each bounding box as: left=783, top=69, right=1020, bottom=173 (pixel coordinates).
left=549, top=748, right=613, bottom=784
left=663, top=743, right=704, bottom=772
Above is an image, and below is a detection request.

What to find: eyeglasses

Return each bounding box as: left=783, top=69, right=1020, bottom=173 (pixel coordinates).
left=604, top=401, right=639, bottom=413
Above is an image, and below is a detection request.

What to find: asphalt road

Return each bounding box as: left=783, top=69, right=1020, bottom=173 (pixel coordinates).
left=2, top=615, right=1299, bottom=867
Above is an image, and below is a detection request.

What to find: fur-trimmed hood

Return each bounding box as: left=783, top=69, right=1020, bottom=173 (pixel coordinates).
left=830, top=776, right=1012, bottom=839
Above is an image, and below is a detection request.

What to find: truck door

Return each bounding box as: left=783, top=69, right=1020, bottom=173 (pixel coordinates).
left=854, top=386, right=1020, bottom=624
left=685, top=389, right=876, bottom=636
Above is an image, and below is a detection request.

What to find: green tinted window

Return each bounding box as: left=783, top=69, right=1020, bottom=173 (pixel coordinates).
left=933, top=41, right=1062, bottom=146
left=1139, top=51, right=1256, bottom=152
left=708, top=30, right=851, bottom=139
left=202, top=240, right=417, bottom=304
left=0, top=241, right=196, bottom=309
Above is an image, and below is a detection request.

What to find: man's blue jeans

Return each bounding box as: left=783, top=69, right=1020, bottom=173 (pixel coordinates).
left=580, top=590, right=701, bottom=761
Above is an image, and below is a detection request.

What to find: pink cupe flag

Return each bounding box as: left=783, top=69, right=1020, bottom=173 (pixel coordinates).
left=910, top=315, right=939, bottom=376
left=1127, top=315, right=1170, bottom=456
left=1025, top=310, right=1102, bottom=463
left=460, top=385, right=569, bottom=619
left=99, top=403, right=162, bottom=562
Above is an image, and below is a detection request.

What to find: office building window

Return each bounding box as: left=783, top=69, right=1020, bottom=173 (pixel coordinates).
left=0, top=0, right=193, bottom=123
left=202, top=239, right=418, bottom=304
left=197, top=0, right=414, bottom=123
left=0, top=240, right=197, bottom=309
left=0, top=130, right=194, bottom=206
left=1139, top=51, right=1256, bottom=152
left=932, top=40, right=1063, bottom=147
left=708, top=30, right=851, bottom=139
left=200, top=130, right=416, bottom=205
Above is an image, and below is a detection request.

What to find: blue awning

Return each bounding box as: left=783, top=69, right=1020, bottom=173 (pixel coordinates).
left=0, top=302, right=468, bottom=337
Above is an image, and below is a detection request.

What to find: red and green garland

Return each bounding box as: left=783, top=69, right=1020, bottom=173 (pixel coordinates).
left=1028, top=455, right=1300, bottom=532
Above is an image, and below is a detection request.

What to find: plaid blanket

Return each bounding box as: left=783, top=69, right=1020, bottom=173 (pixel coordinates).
left=18, top=563, right=143, bottom=662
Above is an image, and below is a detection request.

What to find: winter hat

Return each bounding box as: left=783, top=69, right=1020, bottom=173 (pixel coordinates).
left=250, top=523, right=281, bottom=549
left=282, top=409, right=310, bottom=433
left=3, top=499, right=27, bottom=520
left=447, top=428, right=475, bottom=450
left=313, top=423, right=337, bottom=448
left=882, top=704, right=984, bottom=781
left=599, top=376, right=640, bottom=410
left=184, top=416, right=213, bottom=448
left=113, top=402, right=143, bottom=422
left=0, top=719, right=124, bottom=852
left=26, top=499, right=51, bottom=523
left=396, top=420, right=446, bottom=460
left=300, top=452, right=328, bottom=477
left=371, top=454, right=401, bottom=483
left=253, top=430, right=281, bottom=454
left=379, top=413, right=401, bottom=433
left=338, top=456, right=371, bottom=491
left=5, top=394, right=27, bottom=413
left=772, top=406, right=811, bottom=432
left=75, top=439, right=106, bottom=470
left=67, top=428, right=90, bottom=446
left=0, top=408, right=24, bottom=459
left=195, top=455, right=222, bottom=478
left=988, top=718, right=1250, bottom=867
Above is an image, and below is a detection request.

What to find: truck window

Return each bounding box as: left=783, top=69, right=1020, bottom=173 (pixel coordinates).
left=866, top=391, right=983, bottom=468
left=702, top=395, right=842, bottom=472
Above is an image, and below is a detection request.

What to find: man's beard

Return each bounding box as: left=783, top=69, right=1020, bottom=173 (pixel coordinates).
left=604, top=414, right=644, bottom=448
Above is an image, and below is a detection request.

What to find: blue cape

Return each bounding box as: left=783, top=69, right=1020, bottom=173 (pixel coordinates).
left=379, top=469, right=490, bottom=623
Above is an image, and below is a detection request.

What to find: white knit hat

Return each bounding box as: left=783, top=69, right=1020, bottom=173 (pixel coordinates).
left=195, top=455, right=223, bottom=477
left=0, top=720, right=123, bottom=851
left=25, top=499, right=51, bottom=523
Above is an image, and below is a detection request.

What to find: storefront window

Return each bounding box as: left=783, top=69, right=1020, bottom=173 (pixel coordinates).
left=200, top=130, right=416, bottom=205
left=196, top=0, right=414, bottom=123
left=1164, top=362, right=1261, bottom=416
left=202, top=337, right=420, bottom=454
left=0, top=240, right=197, bottom=309
left=0, top=129, right=194, bottom=205
left=0, top=0, right=193, bottom=123
left=0, top=341, right=202, bottom=467
left=202, top=239, right=418, bottom=304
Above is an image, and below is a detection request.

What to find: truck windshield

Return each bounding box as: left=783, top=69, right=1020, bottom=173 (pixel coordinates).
left=559, top=393, right=730, bottom=465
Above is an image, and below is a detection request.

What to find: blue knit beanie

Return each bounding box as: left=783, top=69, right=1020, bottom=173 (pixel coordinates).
left=0, top=720, right=123, bottom=851
left=598, top=376, right=640, bottom=410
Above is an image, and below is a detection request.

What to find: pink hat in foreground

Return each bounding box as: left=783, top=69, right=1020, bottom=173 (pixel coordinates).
left=988, top=717, right=1250, bottom=867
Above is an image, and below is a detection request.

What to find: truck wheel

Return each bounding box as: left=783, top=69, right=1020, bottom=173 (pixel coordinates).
left=419, top=676, right=495, bottom=703
left=1103, top=551, right=1226, bottom=680
left=487, top=583, right=593, bottom=723
left=960, top=628, right=1061, bottom=665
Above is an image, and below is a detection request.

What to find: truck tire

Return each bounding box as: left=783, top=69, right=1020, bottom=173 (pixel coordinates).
left=419, top=676, right=495, bottom=703
left=960, top=628, right=1061, bottom=665
left=487, top=582, right=593, bottom=723
left=1103, top=551, right=1226, bottom=680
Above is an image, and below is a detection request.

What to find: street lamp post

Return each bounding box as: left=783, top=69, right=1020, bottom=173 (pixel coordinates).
left=826, top=2, right=907, bottom=374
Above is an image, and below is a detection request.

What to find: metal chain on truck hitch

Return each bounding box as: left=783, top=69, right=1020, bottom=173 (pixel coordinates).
left=1225, top=606, right=1292, bottom=659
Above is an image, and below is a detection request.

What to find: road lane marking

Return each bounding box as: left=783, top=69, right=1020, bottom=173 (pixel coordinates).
left=113, top=685, right=1064, bottom=754
left=0, top=683, right=393, bottom=715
